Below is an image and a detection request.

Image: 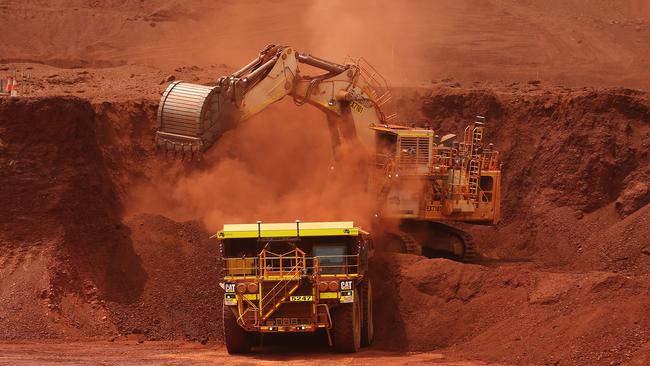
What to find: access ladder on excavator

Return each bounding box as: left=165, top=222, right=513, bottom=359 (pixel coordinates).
left=464, top=117, right=485, bottom=200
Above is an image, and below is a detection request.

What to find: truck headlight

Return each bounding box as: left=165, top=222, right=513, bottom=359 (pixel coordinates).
left=328, top=281, right=339, bottom=292
left=247, top=282, right=259, bottom=293
left=339, top=290, right=354, bottom=303
left=237, top=283, right=247, bottom=293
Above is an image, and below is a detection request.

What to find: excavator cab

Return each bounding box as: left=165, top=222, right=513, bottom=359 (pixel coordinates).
left=369, top=118, right=501, bottom=261
left=216, top=221, right=374, bottom=353
left=370, top=118, right=501, bottom=224
left=371, top=124, right=435, bottom=175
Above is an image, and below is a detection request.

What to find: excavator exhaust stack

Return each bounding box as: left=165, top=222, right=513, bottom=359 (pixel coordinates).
left=156, top=81, right=234, bottom=155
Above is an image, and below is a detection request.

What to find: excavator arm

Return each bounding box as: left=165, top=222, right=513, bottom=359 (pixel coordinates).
left=156, top=44, right=395, bottom=155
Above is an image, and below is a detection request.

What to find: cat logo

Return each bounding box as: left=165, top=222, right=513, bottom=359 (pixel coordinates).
left=340, top=280, right=353, bottom=290
left=224, top=283, right=236, bottom=293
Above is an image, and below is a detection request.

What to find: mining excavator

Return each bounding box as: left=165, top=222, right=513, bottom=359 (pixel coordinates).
left=156, top=44, right=501, bottom=261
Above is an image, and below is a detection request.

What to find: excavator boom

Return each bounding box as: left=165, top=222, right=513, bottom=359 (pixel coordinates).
left=156, top=45, right=394, bottom=155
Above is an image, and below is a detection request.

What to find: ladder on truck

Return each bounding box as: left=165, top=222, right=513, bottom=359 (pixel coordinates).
left=258, top=249, right=306, bottom=322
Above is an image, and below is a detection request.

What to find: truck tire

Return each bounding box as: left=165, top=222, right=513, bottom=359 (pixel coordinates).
left=360, top=280, right=374, bottom=347
left=223, top=304, right=251, bottom=354
left=331, top=298, right=361, bottom=352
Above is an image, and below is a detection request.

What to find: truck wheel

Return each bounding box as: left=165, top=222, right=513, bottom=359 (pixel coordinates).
left=223, top=304, right=251, bottom=354
left=360, top=280, right=374, bottom=347
left=331, top=298, right=361, bottom=352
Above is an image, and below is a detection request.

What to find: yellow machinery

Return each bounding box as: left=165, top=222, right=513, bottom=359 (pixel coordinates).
left=370, top=119, right=501, bottom=259
left=215, top=221, right=374, bottom=353
left=157, top=44, right=501, bottom=260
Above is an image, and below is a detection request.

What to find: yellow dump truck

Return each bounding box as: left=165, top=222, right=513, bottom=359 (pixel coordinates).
left=215, top=221, right=374, bottom=353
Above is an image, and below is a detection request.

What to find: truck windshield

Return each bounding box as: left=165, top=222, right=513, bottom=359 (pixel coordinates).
left=313, top=245, right=346, bottom=274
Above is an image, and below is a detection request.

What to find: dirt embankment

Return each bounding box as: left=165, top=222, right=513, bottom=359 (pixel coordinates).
left=371, top=86, right=650, bottom=365
left=372, top=254, right=650, bottom=365
left=0, top=85, right=649, bottom=365
left=0, top=97, right=222, bottom=342
left=404, top=86, right=650, bottom=273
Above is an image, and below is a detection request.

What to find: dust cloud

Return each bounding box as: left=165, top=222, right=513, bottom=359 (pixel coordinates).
left=128, top=99, right=375, bottom=232
left=300, top=0, right=438, bottom=85
left=162, top=0, right=440, bottom=84
left=126, top=0, right=444, bottom=231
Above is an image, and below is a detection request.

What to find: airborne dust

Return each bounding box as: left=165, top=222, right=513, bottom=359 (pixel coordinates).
left=127, top=99, right=375, bottom=231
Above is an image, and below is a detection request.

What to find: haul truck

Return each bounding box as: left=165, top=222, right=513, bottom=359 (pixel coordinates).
left=215, top=221, right=374, bottom=353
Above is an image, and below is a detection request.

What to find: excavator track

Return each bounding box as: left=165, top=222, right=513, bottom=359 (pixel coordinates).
left=435, top=222, right=478, bottom=262
left=392, top=221, right=478, bottom=263
left=398, top=231, right=421, bottom=256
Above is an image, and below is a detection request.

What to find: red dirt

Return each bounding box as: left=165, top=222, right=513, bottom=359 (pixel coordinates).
left=0, top=96, right=223, bottom=342
left=2, top=85, right=648, bottom=365
left=1, top=1, right=650, bottom=89
left=1, top=1, right=650, bottom=365
left=0, top=341, right=501, bottom=366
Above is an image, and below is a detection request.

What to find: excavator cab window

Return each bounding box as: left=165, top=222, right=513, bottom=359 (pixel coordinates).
left=375, top=132, right=397, bottom=167
left=479, top=176, right=494, bottom=202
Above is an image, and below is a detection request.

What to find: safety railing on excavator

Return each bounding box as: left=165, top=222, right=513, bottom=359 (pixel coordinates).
left=223, top=254, right=362, bottom=279
left=428, top=147, right=456, bottom=175
left=481, top=151, right=500, bottom=171
left=431, top=146, right=498, bottom=170
left=464, top=125, right=484, bottom=144
left=350, top=56, right=398, bottom=122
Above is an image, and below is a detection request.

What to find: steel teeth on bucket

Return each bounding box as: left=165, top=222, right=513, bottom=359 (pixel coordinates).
left=156, top=139, right=202, bottom=161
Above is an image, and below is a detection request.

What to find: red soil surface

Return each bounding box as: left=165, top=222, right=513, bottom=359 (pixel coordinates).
left=1, top=85, right=648, bottom=365
left=1, top=1, right=649, bottom=365
left=0, top=341, right=500, bottom=366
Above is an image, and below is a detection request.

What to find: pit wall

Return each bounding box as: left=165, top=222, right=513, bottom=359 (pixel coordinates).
left=0, top=88, right=648, bottom=365
left=0, top=97, right=221, bottom=341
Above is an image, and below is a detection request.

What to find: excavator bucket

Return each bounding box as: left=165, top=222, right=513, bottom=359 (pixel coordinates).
left=156, top=81, right=235, bottom=154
